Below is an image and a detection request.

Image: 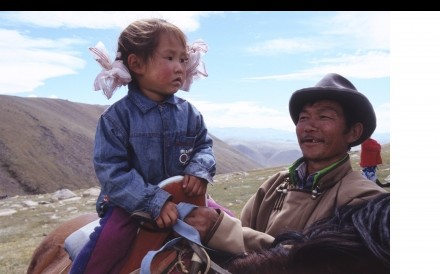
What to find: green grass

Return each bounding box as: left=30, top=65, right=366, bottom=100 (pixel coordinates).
left=208, top=167, right=288, bottom=217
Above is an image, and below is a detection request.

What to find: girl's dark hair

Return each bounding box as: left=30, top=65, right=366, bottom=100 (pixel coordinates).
left=117, top=18, right=187, bottom=78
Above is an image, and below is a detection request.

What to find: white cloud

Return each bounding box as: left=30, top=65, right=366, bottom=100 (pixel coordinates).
left=246, top=12, right=389, bottom=57
left=0, top=29, right=85, bottom=94
left=0, top=11, right=222, bottom=32
left=247, top=38, right=330, bottom=55
left=309, top=50, right=390, bottom=78
left=322, top=11, right=390, bottom=50
left=190, top=100, right=293, bottom=131
left=374, top=102, right=390, bottom=135
left=27, top=94, right=59, bottom=99
left=189, top=99, right=389, bottom=139
left=0, top=11, right=223, bottom=95
left=245, top=50, right=390, bottom=81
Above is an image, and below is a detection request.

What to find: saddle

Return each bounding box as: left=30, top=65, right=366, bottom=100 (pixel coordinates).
left=66, top=176, right=230, bottom=274
left=118, top=176, right=207, bottom=274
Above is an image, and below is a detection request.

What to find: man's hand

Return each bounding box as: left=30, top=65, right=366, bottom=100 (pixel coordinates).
left=184, top=206, right=219, bottom=242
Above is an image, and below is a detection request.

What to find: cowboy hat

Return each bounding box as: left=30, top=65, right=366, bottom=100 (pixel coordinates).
left=289, top=73, right=376, bottom=147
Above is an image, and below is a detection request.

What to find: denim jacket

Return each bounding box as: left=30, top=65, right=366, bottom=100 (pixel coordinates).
left=93, top=84, right=216, bottom=218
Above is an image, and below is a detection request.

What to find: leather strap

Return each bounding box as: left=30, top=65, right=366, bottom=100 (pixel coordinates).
left=140, top=203, right=231, bottom=274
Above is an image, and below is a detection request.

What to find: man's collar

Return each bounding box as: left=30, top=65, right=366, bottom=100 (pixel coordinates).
left=288, top=154, right=350, bottom=190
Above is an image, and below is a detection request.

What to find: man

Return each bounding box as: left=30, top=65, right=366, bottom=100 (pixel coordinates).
left=185, top=73, right=388, bottom=255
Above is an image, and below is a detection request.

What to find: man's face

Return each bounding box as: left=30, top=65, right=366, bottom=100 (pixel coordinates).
left=296, top=99, right=359, bottom=171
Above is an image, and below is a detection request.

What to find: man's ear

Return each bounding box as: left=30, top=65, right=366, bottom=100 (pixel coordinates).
left=127, top=54, right=142, bottom=73
left=348, top=122, right=363, bottom=144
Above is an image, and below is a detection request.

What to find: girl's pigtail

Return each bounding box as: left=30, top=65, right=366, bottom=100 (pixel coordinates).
left=89, top=42, right=132, bottom=99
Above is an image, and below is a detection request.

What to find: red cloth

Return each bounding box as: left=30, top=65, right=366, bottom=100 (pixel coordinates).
left=360, top=138, right=382, bottom=167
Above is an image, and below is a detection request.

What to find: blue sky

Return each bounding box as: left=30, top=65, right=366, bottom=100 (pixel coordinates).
left=0, top=11, right=390, bottom=139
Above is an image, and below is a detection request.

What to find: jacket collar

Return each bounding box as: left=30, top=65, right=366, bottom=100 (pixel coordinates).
left=127, top=83, right=181, bottom=114
left=288, top=154, right=352, bottom=193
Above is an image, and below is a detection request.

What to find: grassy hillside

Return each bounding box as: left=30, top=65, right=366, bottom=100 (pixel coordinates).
left=0, top=95, right=106, bottom=196
left=0, top=95, right=262, bottom=196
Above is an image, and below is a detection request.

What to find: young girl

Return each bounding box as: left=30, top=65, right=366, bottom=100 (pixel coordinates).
left=70, top=18, right=216, bottom=273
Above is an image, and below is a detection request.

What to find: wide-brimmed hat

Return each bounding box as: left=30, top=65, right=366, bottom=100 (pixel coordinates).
left=289, top=73, right=376, bottom=147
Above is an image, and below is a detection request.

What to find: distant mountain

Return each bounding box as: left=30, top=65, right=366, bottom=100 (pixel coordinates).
left=210, top=126, right=389, bottom=156
left=209, top=127, right=297, bottom=143
left=0, top=95, right=262, bottom=196
left=225, top=140, right=301, bottom=167
left=209, top=127, right=303, bottom=167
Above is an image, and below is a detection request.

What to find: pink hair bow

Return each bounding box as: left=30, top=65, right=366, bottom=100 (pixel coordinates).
left=181, top=39, right=208, bottom=92
left=89, top=42, right=132, bottom=99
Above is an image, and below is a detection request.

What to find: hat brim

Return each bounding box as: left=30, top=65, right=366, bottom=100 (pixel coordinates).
left=289, top=87, right=376, bottom=147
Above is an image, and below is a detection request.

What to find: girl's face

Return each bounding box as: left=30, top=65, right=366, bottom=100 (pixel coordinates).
left=135, top=33, right=188, bottom=102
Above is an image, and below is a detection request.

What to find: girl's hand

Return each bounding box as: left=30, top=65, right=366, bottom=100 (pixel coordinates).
left=155, top=201, right=178, bottom=229
left=182, top=175, right=207, bottom=197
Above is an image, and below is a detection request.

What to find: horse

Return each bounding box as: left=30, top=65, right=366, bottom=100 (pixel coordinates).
left=222, top=192, right=390, bottom=274
left=27, top=212, right=98, bottom=274
left=28, top=187, right=390, bottom=274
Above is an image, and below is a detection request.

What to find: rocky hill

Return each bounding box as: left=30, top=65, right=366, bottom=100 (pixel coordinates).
left=0, top=95, right=263, bottom=196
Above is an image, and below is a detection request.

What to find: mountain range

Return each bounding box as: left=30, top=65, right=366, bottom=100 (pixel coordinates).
left=0, top=95, right=302, bottom=196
